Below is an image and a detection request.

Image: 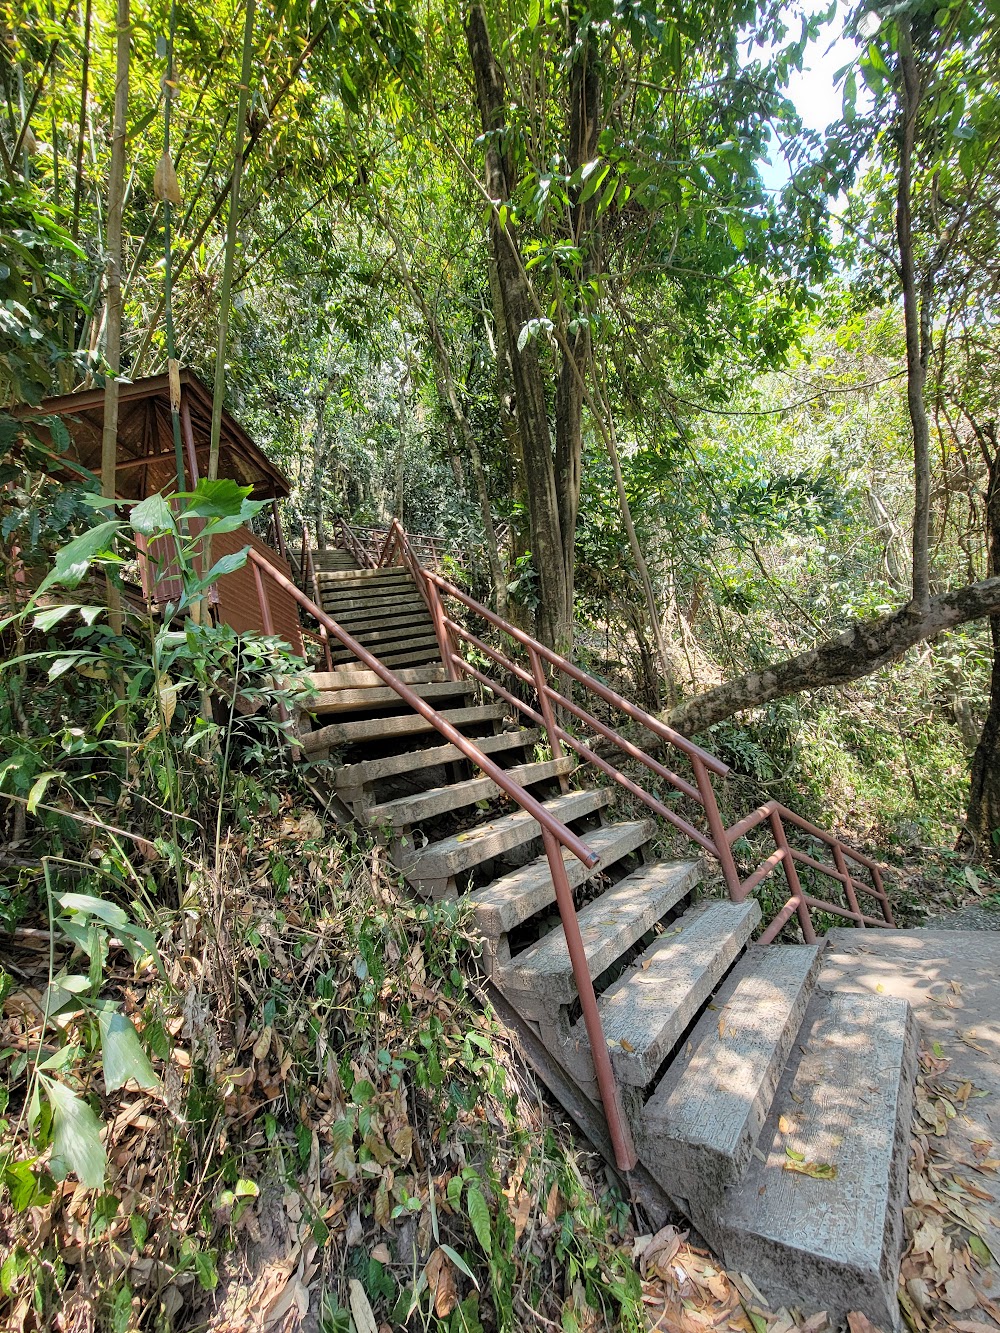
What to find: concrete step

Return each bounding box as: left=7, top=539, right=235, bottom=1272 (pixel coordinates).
left=327, top=622, right=437, bottom=652
left=365, top=757, right=574, bottom=828
left=300, top=702, right=507, bottom=754
left=320, top=579, right=418, bottom=602
left=707, top=990, right=917, bottom=1331
left=321, top=585, right=421, bottom=610
left=310, top=681, right=472, bottom=716
left=468, top=819, right=655, bottom=939
left=502, top=859, right=701, bottom=1007
left=356, top=648, right=445, bottom=671
left=403, top=787, right=613, bottom=881
left=305, top=667, right=447, bottom=690
left=323, top=609, right=432, bottom=635
left=642, top=943, right=824, bottom=1199
left=332, top=728, right=542, bottom=790
left=592, top=899, right=761, bottom=1087
left=315, top=567, right=412, bottom=583
left=329, top=634, right=440, bottom=662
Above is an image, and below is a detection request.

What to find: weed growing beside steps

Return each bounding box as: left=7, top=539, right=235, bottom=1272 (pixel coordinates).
left=0, top=780, right=647, bottom=1331
left=0, top=496, right=644, bottom=1331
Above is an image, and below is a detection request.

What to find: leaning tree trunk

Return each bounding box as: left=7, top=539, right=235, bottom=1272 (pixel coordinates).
left=465, top=3, right=572, bottom=652
left=967, top=447, right=1000, bottom=864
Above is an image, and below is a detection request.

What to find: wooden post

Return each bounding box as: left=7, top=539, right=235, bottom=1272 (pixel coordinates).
left=769, top=810, right=816, bottom=945
left=425, top=575, right=459, bottom=682
left=271, top=500, right=287, bottom=562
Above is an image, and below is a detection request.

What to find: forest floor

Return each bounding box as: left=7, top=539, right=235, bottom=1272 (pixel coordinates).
left=3, top=779, right=1000, bottom=1332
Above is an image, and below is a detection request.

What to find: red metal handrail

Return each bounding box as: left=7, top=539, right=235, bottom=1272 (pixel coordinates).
left=245, top=544, right=637, bottom=1172
left=367, top=517, right=895, bottom=946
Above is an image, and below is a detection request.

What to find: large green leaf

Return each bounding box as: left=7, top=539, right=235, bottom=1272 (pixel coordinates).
left=43, top=1077, right=106, bottom=1190
left=129, top=493, right=177, bottom=537
left=97, top=1007, right=158, bottom=1092
left=35, top=520, right=122, bottom=596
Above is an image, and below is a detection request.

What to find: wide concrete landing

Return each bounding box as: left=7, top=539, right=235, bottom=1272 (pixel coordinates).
left=821, top=929, right=1000, bottom=1273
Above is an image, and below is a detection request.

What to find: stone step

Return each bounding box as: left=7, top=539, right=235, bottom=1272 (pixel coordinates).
left=333, top=728, right=542, bottom=790
left=327, top=622, right=437, bottom=652
left=356, top=646, right=445, bottom=670
left=591, top=899, right=761, bottom=1087
left=320, top=578, right=417, bottom=601
left=310, top=681, right=472, bottom=716
left=329, top=634, right=440, bottom=662
left=707, top=990, right=917, bottom=1331
left=641, top=943, right=824, bottom=1199
left=305, top=667, right=447, bottom=690
left=468, top=819, right=656, bottom=940
left=319, top=602, right=429, bottom=629
left=365, top=757, right=574, bottom=828
left=324, top=611, right=432, bottom=639
left=315, top=567, right=412, bottom=583
left=322, top=585, right=422, bottom=611
left=300, top=702, right=507, bottom=753
left=403, top=787, right=613, bottom=881
left=502, top=859, right=701, bottom=1007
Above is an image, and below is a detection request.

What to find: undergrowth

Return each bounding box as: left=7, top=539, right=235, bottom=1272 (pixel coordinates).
left=0, top=478, right=644, bottom=1332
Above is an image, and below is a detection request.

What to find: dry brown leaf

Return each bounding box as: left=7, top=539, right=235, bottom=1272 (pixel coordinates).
left=544, top=1181, right=561, bottom=1222
left=349, top=1277, right=379, bottom=1333
left=424, top=1248, right=458, bottom=1318
left=511, top=1191, right=532, bottom=1243
left=370, top=1243, right=391, bottom=1264
left=641, top=1224, right=684, bottom=1278
left=942, top=1273, right=979, bottom=1312
left=846, top=1311, right=884, bottom=1333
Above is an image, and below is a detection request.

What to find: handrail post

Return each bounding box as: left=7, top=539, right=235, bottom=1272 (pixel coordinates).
left=691, top=756, right=742, bottom=898
left=831, top=841, right=864, bottom=924
left=769, top=811, right=816, bottom=944
left=529, top=646, right=569, bottom=793
left=423, top=571, right=460, bottom=682
left=252, top=558, right=291, bottom=732
left=541, top=827, right=637, bottom=1172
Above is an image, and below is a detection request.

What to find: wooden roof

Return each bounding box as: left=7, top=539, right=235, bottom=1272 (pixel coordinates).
left=16, top=368, right=290, bottom=500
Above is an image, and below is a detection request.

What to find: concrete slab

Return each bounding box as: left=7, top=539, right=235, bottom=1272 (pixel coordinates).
left=820, top=928, right=1000, bottom=1268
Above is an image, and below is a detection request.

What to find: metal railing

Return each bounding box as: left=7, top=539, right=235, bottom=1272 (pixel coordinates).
left=262, top=515, right=895, bottom=1173
left=245, top=542, right=638, bottom=1172
left=368, top=518, right=896, bottom=947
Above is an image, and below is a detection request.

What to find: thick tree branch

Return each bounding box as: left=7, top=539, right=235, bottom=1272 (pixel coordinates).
left=668, top=577, right=1000, bottom=735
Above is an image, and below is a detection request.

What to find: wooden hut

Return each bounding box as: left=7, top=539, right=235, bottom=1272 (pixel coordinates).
left=16, top=369, right=304, bottom=655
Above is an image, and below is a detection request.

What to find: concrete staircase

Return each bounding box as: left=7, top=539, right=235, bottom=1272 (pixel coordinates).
left=297, top=551, right=916, bottom=1328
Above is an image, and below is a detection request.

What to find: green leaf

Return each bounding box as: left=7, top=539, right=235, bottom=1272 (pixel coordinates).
left=97, top=1008, right=158, bottom=1092
left=129, top=493, right=176, bottom=537
left=970, top=1234, right=993, bottom=1266
left=726, top=215, right=746, bottom=251
left=3, top=1160, right=40, bottom=1211
left=194, top=1249, right=218, bottom=1291
left=527, top=0, right=540, bottom=26
left=33, top=605, right=74, bottom=632
left=195, top=548, right=249, bottom=589
left=35, top=520, right=122, bottom=595
left=465, top=1183, right=492, bottom=1257
left=26, top=770, right=60, bottom=814
left=179, top=478, right=258, bottom=519
left=439, top=1243, right=480, bottom=1288
left=43, top=1077, right=107, bottom=1189
left=57, top=892, right=129, bottom=929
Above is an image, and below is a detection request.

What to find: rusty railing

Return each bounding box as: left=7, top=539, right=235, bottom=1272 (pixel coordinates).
left=245, top=544, right=638, bottom=1172
left=367, top=518, right=895, bottom=946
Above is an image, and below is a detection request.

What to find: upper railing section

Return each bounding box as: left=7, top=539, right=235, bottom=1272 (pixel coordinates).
left=361, top=518, right=896, bottom=948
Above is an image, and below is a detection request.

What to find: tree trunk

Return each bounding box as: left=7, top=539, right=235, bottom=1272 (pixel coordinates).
left=465, top=2, right=572, bottom=652
left=100, top=0, right=128, bottom=637
left=896, top=17, right=932, bottom=614
left=668, top=575, right=1000, bottom=735
left=967, top=444, right=1000, bottom=864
